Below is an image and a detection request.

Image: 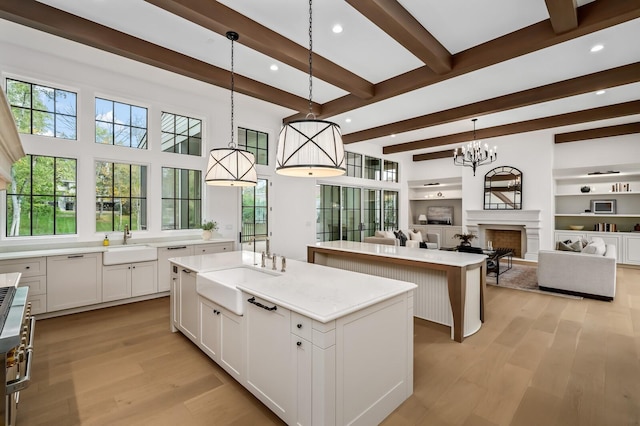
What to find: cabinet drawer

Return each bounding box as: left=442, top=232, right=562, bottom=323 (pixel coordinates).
left=18, top=275, right=47, bottom=295
left=27, top=294, right=47, bottom=315
left=0, top=257, right=46, bottom=277
left=197, top=243, right=233, bottom=254
left=291, top=311, right=313, bottom=341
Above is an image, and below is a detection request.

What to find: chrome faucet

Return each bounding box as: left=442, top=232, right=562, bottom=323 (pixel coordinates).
left=250, top=236, right=271, bottom=259
left=281, top=256, right=286, bottom=273
left=123, top=224, right=132, bottom=245
left=272, top=253, right=277, bottom=271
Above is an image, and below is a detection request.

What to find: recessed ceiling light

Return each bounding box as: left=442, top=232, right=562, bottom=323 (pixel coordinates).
left=345, top=118, right=351, bottom=123
left=595, top=89, right=606, bottom=95
left=590, top=44, right=604, bottom=53
left=270, top=64, right=278, bottom=71
left=390, top=134, right=396, bottom=138
left=332, top=24, right=343, bottom=34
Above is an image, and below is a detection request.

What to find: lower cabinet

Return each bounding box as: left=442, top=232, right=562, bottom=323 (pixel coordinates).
left=178, top=267, right=198, bottom=342
left=199, top=297, right=244, bottom=382
left=103, top=261, right=157, bottom=302
left=624, top=234, right=640, bottom=264
left=47, top=253, right=102, bottom=312
left=157, top=246, right=193, bottom=292
left=0, top=256, right=47, bottom=314
left=195, top=242, right=234, bottom=255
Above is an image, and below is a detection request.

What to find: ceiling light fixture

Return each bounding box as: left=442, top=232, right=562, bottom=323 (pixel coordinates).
left=453, top=119, right=497, bottom=176
left=595, top=89, right=606, bottom=95
left=275, top=0, right=345, bottom=177
left=205, top=31, right=257, bottom=187
left=590, top=44, right=604, bottom=53
left=270, top=64, right=278, bottom=71
left=332, top=24, right=343, bottom=34
left=345, top=118, right=352, bottom=123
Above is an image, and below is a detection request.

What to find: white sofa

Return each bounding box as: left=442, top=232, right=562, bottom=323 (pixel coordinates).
left=537, top=243, right=616, bottom=300
left=363, top=230, right=440, bottom=249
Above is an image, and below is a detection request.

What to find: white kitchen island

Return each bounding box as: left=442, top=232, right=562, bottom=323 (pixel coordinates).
left=169, top=251, right=416, bottom=426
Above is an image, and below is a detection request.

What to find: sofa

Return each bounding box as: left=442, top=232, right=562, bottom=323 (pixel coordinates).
left=537, top=239, right=616, bottom=300
left=363, top=230, right=440, bottom=249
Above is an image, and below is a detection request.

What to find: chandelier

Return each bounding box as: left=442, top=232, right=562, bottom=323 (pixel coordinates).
left=275, top=0, right=346, bottom=177
left=205, top=31, right=257, bottom=187
left=453, top=119, right=497, bottom=176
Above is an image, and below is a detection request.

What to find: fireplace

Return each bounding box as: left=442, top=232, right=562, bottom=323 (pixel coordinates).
left=465, top=210, right=541, bottom=261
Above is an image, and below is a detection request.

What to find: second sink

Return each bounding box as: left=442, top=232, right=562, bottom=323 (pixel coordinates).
left=197, top=267, right=278, bottom=315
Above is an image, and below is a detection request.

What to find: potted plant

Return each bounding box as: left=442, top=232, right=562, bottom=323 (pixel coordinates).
left=453, top=232, right=476, bottom=247
left=201, top=220, right=218, bottom=240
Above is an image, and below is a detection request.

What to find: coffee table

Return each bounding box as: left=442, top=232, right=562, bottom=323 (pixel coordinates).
left=485, top=249, right=513, bottom=284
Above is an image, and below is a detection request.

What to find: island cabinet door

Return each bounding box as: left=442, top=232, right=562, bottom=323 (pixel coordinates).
left=244, top=294, right=294, bottom=424
left=178, top=268, right=198, bottom=342
left=199, top=297, right=220, bottom=361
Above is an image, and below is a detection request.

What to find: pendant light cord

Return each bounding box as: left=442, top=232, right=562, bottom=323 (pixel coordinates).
left=230, top=33, right=236, bottom=148
left=308, top=0, right=313, bottom=117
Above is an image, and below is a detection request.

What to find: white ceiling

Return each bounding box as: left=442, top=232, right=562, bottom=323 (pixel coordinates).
left=25, top=0, right=640, bottom=156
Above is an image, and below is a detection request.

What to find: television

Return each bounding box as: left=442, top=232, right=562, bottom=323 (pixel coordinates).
left=427, top=206, right=453, bottom=225
left=591, top=199, right=616, bottom=214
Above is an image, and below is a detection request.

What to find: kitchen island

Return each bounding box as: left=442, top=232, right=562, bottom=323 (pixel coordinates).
left=308, top=241, right=487, bottom=343
left=169, top=251, right=416, bottom=426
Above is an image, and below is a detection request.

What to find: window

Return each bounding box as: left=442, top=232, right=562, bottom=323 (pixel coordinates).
left=6, top=78, right=77, bottom=139
left=161, top=168, right=201, bottom=230
left=95, top=98, right=147, bottom=149
left=342, top=187, right=361, bottom=242
left=383, top=160, right=398, bottom=182
left=345, top=152, right=362, bottom=178
left=6, top=155, right=77, bottom=236
left=238, top=127, right=268, bottom=165
left=383, top=191, right=398, bottom=230
left=316, top=185, right=340, bottom=242
left=161, top=112, right=202, bottom=156
left=95, top=161, right=147, bottom=232
left=364, top=156, right=381, bottom=180
left=362, top=189, right=381, bottom=237
left=241, top=178, right=268, bottom=242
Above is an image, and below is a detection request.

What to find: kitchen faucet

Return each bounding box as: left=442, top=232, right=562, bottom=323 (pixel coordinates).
left=123, top=224, right=132, bottom=245
left=250, top=236, right=271, bottom=258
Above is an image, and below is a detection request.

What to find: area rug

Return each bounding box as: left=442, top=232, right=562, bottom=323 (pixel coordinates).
left=487, top=263, right=582, bottom=299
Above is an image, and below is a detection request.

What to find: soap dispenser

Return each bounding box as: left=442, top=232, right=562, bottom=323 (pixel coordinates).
left=103, top=234, right=110, bottom=246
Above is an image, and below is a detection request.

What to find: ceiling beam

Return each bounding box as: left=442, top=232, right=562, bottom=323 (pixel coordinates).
left=545, top=0, right=578, bottom=34
left=345, top=0, right=451, bottom=74
left=554, top=122, right=640, bottom=143
left=412, top=151, right=452, bottom=162
left=144, top=0, right=375, bottom=100
left=346, top=62, right=640, bottom=144
left=287, top=0, right=640, bottom=122
left=0, top=0, right=314, bottom=113
left=398, top=101, right=640, bottom=157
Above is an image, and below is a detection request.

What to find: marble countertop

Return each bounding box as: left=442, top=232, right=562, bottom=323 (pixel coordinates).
left=170, top=251, right=416, bottom=323
left=0, top=238, right=235, bottom=261
left=310, top=240, right=487, bottom=267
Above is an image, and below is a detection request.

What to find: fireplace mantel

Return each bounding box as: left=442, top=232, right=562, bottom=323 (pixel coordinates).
left=465, top=210, right=541, bottom=261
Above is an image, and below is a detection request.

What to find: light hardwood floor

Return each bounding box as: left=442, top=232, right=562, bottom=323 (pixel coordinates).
left=20, top=266, right=640, bottom=425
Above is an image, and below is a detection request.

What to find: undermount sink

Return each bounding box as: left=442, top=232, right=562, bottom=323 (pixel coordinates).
left=103, top=244, right=158, bottom=265
left=197, top=267, right=278, bottom=315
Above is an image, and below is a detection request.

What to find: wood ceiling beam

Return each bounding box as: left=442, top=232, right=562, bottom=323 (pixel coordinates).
left=412, top=151, right=452, bottom=162
left=346, top=62, right=640, bottom=144
left=0, top=0, right=314, bottom=113
left=554, top=122, right=640, bottom=143
left=345, top=0, right=451, bottom=74
left=287, top=0, right=640, bottom=122
left=144, top=0, right=375, bottom=100
left=398, top=101, right=640, bottom=157
left=544, top=0, right=578, bottom=34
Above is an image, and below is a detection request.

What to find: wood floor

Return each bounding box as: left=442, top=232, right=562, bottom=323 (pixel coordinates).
left=20, top=266, right=640, bottom=425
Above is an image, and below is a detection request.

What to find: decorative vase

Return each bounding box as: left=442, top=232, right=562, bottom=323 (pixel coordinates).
left=580, top=186, right=591, bottom=193
left=460, top=240, right=472, bottom=247
left=202, top=230, right=212, bottom=240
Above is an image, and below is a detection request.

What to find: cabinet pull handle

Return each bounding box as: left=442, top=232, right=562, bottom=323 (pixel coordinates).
left=182, top=269, right=191, bottom=274
left=247, top=297, right=277, bottom=311
left=67, top=255, right=84, bottom=259
left=297, top=323, right=302, bottom=329
left=168, top=246, right=187, bottom=250
left=297, top=341, right=302, bottom=347
left=25, top=266, right=30, bottom=270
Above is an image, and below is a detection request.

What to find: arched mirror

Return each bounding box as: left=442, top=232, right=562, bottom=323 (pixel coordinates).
left=484, top=166, right=522, bottom=210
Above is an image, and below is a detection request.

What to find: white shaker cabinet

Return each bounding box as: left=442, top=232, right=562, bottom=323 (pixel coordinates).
left=157, top=245, right=193, bottom=292
left=0, top=257, right=47, bottom=314
left=103, top=261, right=157, bottom=302
left=178, top=267, right=198, bottom=342
left=624, top=234, right=640, bottom=265
left=195, top=242, right=234, bottom=255
left=47, top=252, right=102, bottom=312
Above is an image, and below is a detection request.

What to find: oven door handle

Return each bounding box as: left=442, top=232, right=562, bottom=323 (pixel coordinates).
left=6, top=316, right=36, bottom=395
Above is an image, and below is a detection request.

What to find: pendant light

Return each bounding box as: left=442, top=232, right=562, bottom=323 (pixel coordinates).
left=205, top=31, right=257, bottom=187
left=453, top=119, right=497, bottom=176
left=275, top=0, right=346, bottom=177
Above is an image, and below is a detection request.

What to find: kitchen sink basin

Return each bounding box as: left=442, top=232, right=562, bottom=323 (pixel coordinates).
left=197, top=267, right=278, bottom=315
left=103, top=244, right=158, bottom=265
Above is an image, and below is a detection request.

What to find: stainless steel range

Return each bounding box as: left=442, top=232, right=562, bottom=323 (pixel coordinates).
left=0, top=273, right=34, bottom=426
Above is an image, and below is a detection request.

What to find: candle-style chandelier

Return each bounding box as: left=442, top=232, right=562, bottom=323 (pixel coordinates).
left=453, top=119, right=497, bottom=176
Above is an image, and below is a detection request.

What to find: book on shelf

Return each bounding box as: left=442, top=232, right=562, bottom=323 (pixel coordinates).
left=594, top=223, right=617, bottom=232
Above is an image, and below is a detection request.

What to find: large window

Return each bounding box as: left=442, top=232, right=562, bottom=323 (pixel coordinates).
left=316, top=185, right=340, bottom=242
left=161, top=168, right=201, bottom=230
left=383, top=160, right=398, bottom=183
left=238, top=127, right=268, bottom=165
left=383, top=191, right=399, bottom=230
left=363, top=189, right=381, bottom=237
left=364, top=156, right=381, bottom=180
left=6, top=79, right=77, bottom=139
left=342, top=187, right=361, bottom=242
left=345, top=152, right=362, bottom=178
left=96, top=162, right=147, bottom=232
left=241, top=178, right=268, bottom=242
left=161, top=112, right=202, bottom=156
left=95, top=98, right=148, bottom=149
left=6, top=155, right=77, bottom=237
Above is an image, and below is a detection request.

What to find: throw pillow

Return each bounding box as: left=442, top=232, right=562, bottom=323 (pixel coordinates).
left=408, top=230, right=423, bottom=241
left=374, top=230, right=385, bottom=238
left=394, top=230, right=408, bottom=246
left=590, top=237, right=605, bottom=246
left=384, top=230, right=396, bottom=239
left=558, top=241, right=582, bottom=252
left=582, top=241, right=605, bottom=255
